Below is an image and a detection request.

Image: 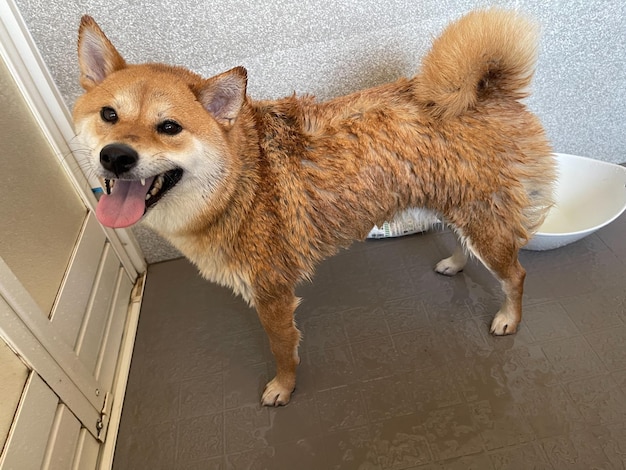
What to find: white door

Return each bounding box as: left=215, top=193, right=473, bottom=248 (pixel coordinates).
left=0, top=3, right=146, bottom=469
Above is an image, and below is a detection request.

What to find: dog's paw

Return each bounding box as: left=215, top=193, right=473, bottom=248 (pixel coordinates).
left=490, top=311, right=519, bottom=336
left=435, top=257, right=464, bottom=276
left=261, top=377, right=294, bottom=406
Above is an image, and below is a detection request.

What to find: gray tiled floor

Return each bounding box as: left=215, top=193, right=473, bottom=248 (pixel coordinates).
left=113, top=213, right=626, bottom=469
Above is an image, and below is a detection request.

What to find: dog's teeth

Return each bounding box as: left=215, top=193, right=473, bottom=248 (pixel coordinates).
left=153, top=175, right=164, bottom=191
left=140, top=178, right=146, bottom=186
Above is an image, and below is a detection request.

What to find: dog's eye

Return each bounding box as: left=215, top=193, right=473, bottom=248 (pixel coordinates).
left=100, top=107, right=118, bottom=123
left=157, top=120, right=183, bottom=136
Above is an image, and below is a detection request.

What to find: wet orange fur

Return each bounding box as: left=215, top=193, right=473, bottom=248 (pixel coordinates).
left=74, top=9, right=555, bottom=406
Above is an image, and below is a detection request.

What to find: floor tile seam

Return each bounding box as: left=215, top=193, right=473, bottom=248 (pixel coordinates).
left=523, top=299, right=583, bottom=339
left=381, top=294, right=430, bottom=312
left=311, top=411, right=439, bottom=468
left=360, top=420, right=438, bottom=468
left=340, top=311, right=395, bottom=348
left=300, top=342, right=358, bottom=388
left=313, top=385, right=359, bottom=435
left=582, top=322, right=626, bottom=349
left=171, top=365, right=229, bottom=383
left=549, top=368, right=624, bottom=402
left=524, top=288, right=626, bottom=315
left=478, top=428, right=539, bottom=455
left=483, top=441, right=556, bottom=469
left=611, top=367, right=626, bottom=388
left=345, top=332, right=398, bottom=375
left=536, top=430, right=619, bottom=466
left=595, top=226, right=626, bottom=260
left=174, top=455, right=226, bottom=469
left=506, top=391, right=585, bottom=441
left=535, top=330, right=606, bottom=352
left=427, top=441, right=489, bottom=465
left=524, top=255, right=620, bottom=282
left=562, top=371, right=626, bottom=398
left=176, top=369, right=225, bottom=388
left=571, top=332, right=613, bottom=375
left=537, top=356, right=610, bottom=383
left=388, top=326, right=439, bottom=353
left=173, top=412, right=194, bottom=468
left=262, top=406, right=350, bottom=456
left=422, top=298, right=476, bottom=320
left=415, top=403, right=494, bottom=458
left=558, top=305, right=626, bottom=334
left=221, top=397, right=265, bottom=413
left=358, top=383, right=417, bottom=425
left=299, top=320, right=433, bottom=354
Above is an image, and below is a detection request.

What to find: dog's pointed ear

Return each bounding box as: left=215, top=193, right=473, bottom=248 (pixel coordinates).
left=199, top=67, right=248, bottom=127
left=77, top=15, right=126, bottom=90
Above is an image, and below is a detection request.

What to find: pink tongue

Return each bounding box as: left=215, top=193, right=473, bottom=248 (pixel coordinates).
left=95, top=177, right=156, bottom=228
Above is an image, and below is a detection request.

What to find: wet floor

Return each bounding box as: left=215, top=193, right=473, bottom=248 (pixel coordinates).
left=113, top=212, right=626, bottom=469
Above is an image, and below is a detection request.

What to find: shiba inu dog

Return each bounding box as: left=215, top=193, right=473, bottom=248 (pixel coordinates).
left=74, top=9, right=555, bottom=406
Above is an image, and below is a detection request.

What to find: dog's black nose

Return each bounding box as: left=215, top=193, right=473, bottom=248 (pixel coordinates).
left=100, top=143, right=138, bottom=176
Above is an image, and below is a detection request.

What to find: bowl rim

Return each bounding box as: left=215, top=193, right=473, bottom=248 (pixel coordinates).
left=534, top=153, right=626, bottom=238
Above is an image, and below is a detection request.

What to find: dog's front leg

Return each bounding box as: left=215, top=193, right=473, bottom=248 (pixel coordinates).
left=256, top=286, right=301, bottom=406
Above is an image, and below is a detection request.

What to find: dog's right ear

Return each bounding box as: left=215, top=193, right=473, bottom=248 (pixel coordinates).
left=77, top=15, right=126, bottom=90
left=199, top=67, right=248, bottom=127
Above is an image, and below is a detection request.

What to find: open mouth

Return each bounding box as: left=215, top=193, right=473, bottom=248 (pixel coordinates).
left=96, top=168, right=184, bottom=229
left=104, top=168, right=184, bottom=209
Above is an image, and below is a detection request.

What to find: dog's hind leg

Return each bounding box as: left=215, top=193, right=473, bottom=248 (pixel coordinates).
left=256, top=286, right=301, bottom=406
left=464, top=230, right=526, bottom=336
left=488, top=259, right=526, bottom=335
left=435, top=236, right=468, bottom=276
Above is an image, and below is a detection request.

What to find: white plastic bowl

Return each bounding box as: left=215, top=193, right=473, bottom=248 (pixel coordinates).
left=524, top=153, right=626, bottom=251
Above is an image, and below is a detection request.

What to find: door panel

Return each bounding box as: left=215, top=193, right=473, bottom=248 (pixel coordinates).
left=72, top=429, right=100, bottom=470
left=0, top=339, right=28, bottom=453
left=0, top=54, right=86, bottom=315
left=0, top=373, right=58, bottom=470
left=0, top=372, right=103, bottom=470
left=75, top=243, right=122, bottom=371
left=94, top=271, right=133, bottom=391
left=51, top=215, right=107, bottom=346
left=41, top=403, right=82, bottom=470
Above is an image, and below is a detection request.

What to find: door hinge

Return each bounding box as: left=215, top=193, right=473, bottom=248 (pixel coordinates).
left=96, top=391, right=111, bottom=441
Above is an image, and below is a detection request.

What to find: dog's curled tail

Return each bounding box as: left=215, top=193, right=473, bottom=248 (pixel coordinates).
left=414, top=9, right=539, bottom=119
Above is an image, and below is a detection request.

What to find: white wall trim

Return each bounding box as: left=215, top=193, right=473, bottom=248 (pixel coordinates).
left=96, top=273, right=145, bottom=470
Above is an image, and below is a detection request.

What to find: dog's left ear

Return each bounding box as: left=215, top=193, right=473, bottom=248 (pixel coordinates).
left=199, top=67, right=248, bottom=127
left=77, top=15, right=126, bottom=90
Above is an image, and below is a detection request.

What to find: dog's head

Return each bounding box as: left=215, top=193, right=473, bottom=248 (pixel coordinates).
left=73, top=16, right=248, bottom=231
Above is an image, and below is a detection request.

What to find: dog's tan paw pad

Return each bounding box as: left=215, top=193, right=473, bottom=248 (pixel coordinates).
left=261, top=378, right=294, bottom=407
left=490, top=312, right=519, bottom=336
left=435, top=258, right=464, bottom=276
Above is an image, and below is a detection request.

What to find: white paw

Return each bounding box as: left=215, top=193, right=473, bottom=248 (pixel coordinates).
left=490, top=311, right=519, bottom=336
left=435, top=257, right=464, bottom=276
left=261, top=377, right=294, bottom=406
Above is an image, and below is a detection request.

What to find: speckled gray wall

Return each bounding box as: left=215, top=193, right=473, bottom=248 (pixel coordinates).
left=13, top=0, right=626, bottom=262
